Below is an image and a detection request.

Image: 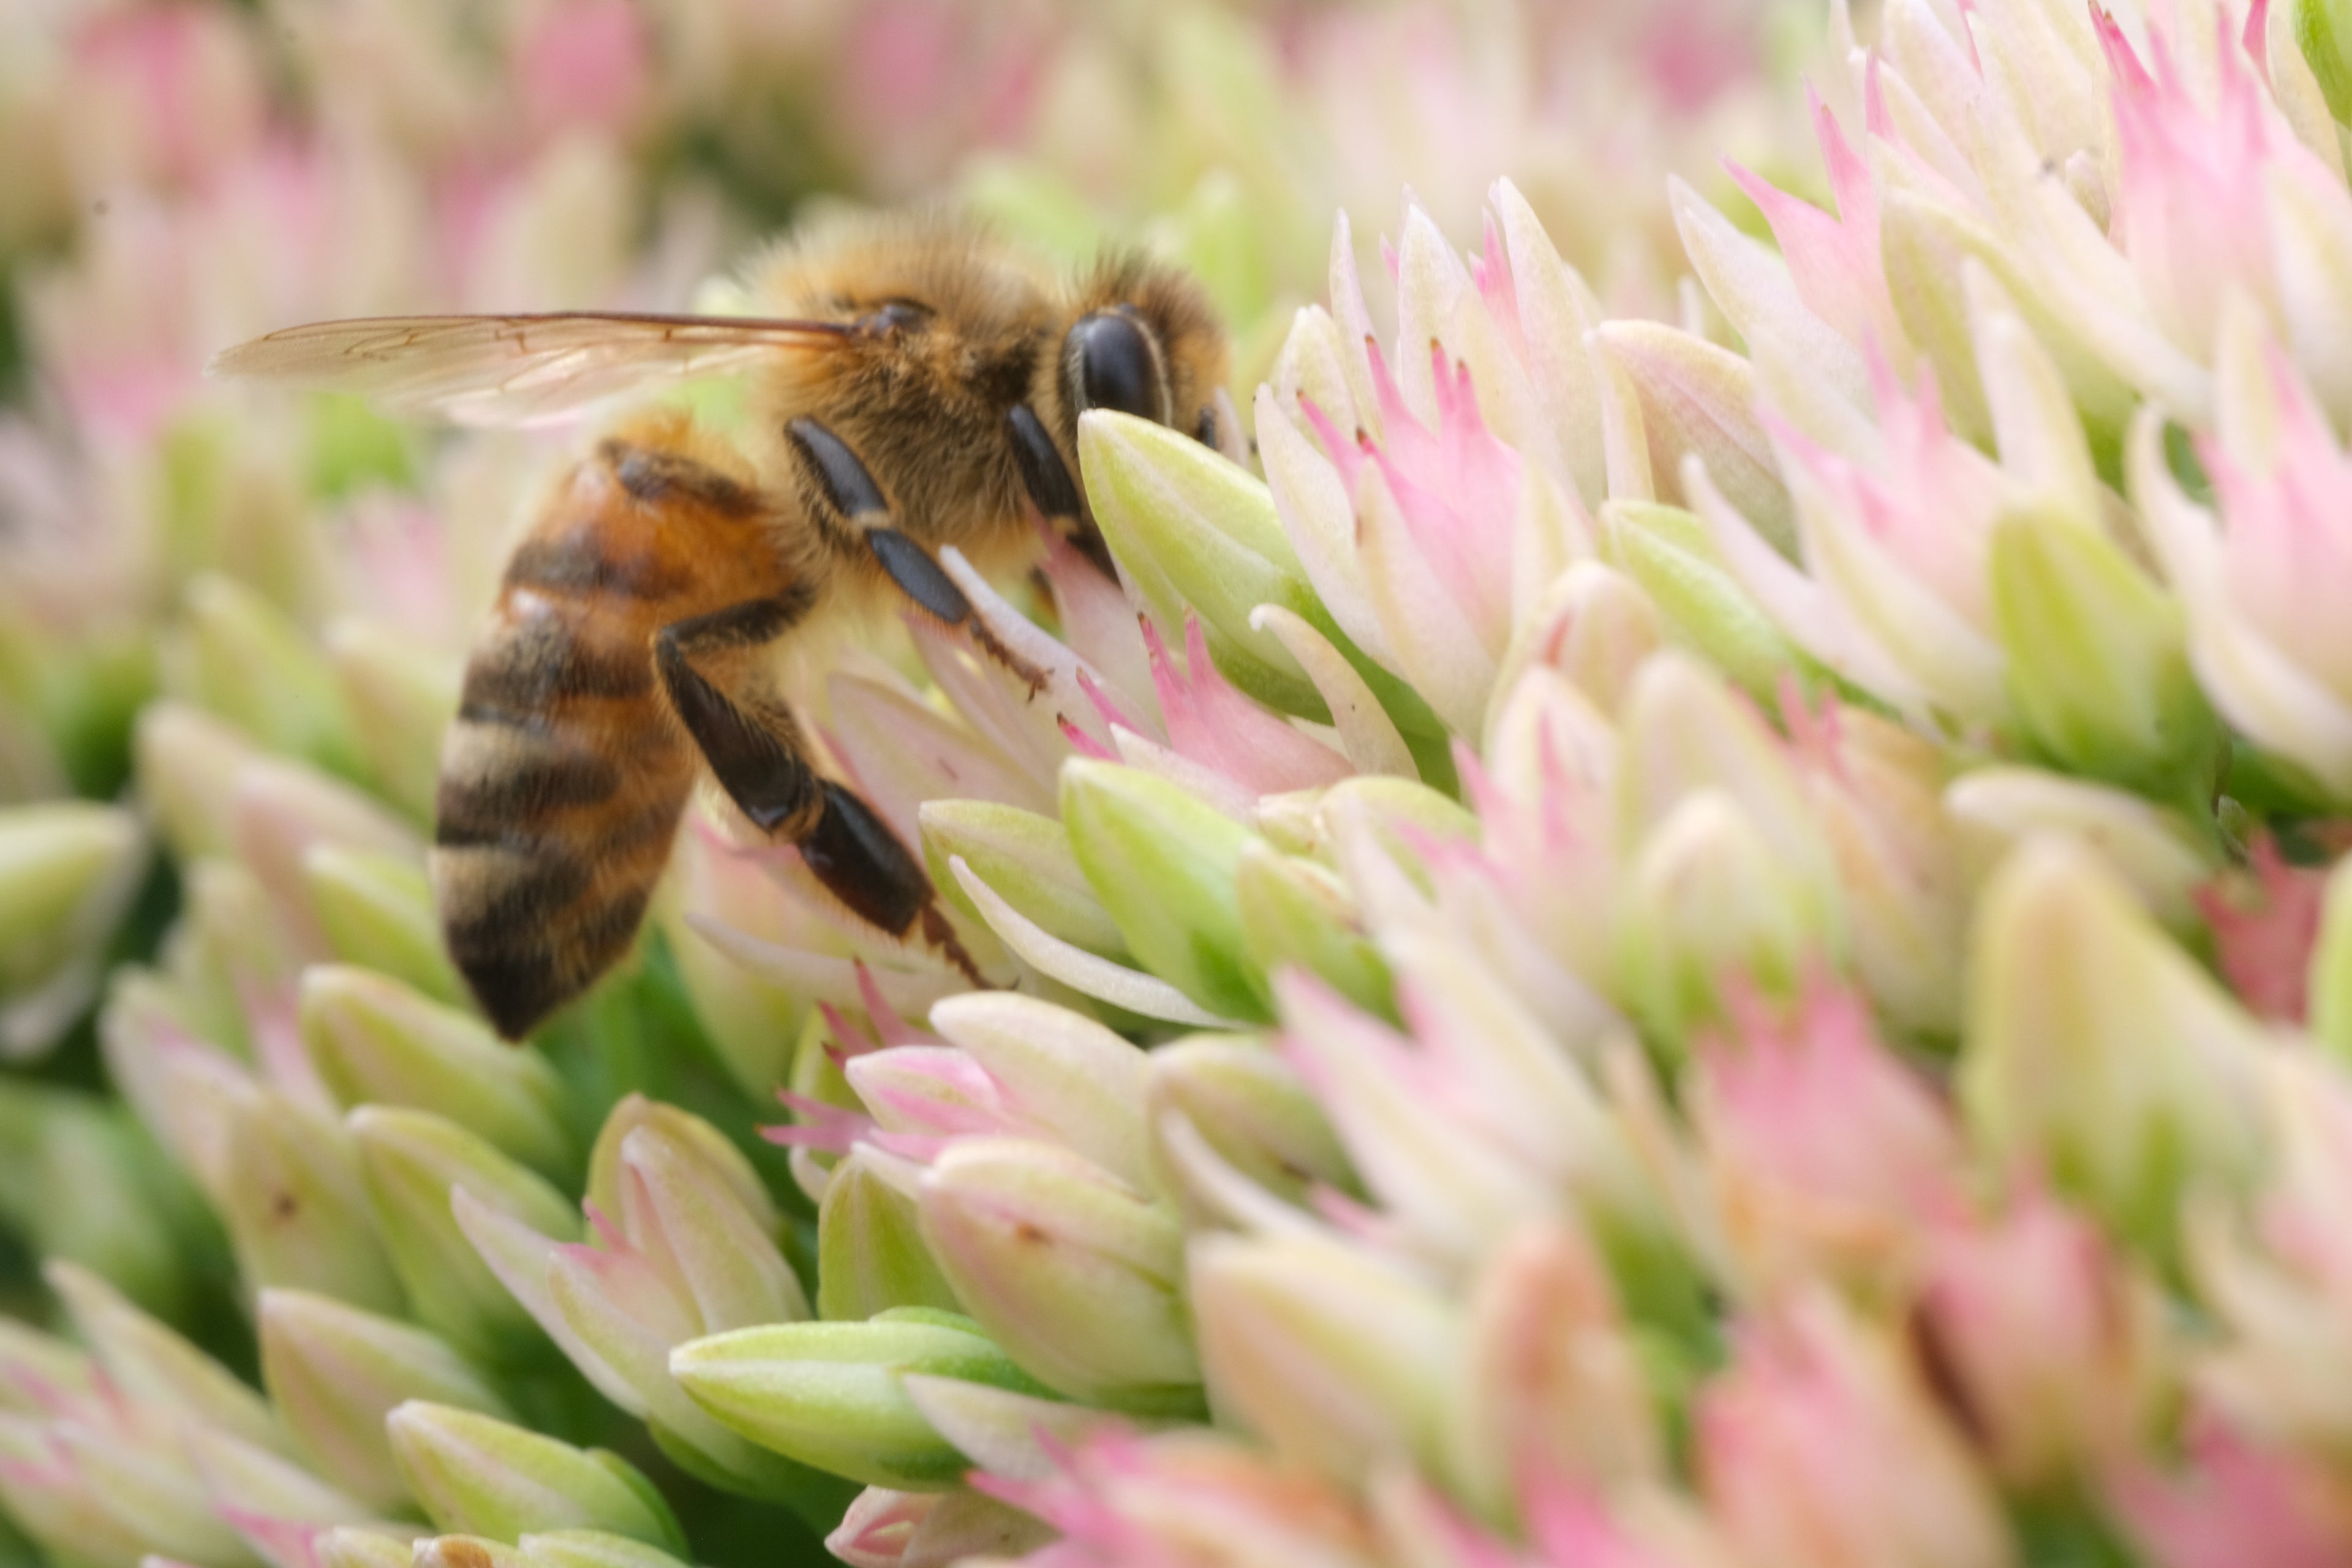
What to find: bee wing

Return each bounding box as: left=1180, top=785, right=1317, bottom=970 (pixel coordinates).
left=206, top=311, right=854, bottom=427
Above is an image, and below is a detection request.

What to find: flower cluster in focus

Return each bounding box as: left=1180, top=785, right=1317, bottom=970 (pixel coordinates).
left=22, top=1, right=2352, bottom=1567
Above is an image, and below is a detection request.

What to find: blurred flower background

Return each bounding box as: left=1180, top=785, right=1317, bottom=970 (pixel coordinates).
left=13, top=0, right=2352, bottom=1564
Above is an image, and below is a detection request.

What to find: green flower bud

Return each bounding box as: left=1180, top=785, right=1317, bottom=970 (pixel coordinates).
left=262, top=1289, right=511, bottom=1512
left=2291, top=0, right=2352, bottom=123
left=1616, top=790, right=1831, bottom=1041
left=232, top=756, right=421, bottom=954
left=1612, top=651, right=1843, bottom=1041
left=1599, top=500, right=1805, bottom=699
left=576, top=1121, right=809, bottom=1343
left=670, top=1308, right=1042, bottom=1491
left=0, top=800, right=145, bottom=1055
left=0, top=1413, right=254, bottom=1568
left=1078, top=409, right=1332, bottom=718
left=0, top=1089, right=202, bottom=1319
left=134, top=701, right=261, bottom=862
left=2311, top=853, right=2352, bottom=1064
left=927, top=993, right=1151, bottom=1188
left=1234, top=842, right=1392, bottom=1017
left=818, top=1151, right=962, bottom=1322
left=919, top=799, right=1126, bottom=957
left=177, top=861, right=295, bottom=1051
left=301, top=967, right=571, bottom=1176
left=1189, top=1234, right=1461, bottom=1490
left=350, top=1106, right=578, bottom=1362
left=1989, top=505, right=2215, bottom=794
left=165, top=573, right=362, bottom=780
left=153, top=414, right=324, bottom=617
left=584, top=1096, right=777, bottom=1246
left=186, top=1428, right=371, bottom=1547
left=317, top=1528, right=429, bottom=1568
left=917, top=1135, right=1199, bottom=1415
left=325, top=619, right=457, bottom=827
left=1945, top=765, right=2218, bottom=929
left=387, top=1402, right=688, bottom=1553
left=1061, top=760, right=1268, bottom=1021
left=219, top=1086, right=407, bottom=1314
left=45, top=1261, right=289, bottom=1455
left=1593, top=322, right=1793, bottom=553
left=304, top=849, right=466, bottom=1005
left=1959, top=837, right=2271, bottom=1262
left=1145, top=1036, right=1354, bottom=1214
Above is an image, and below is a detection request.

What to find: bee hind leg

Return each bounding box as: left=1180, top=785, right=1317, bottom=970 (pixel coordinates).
left=801, top=782, right=984, bottom=986
left=654, top=597, right=984, bottom=984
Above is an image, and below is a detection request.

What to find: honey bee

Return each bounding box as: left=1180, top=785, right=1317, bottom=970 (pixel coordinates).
left=213, top=215, right=1231, bottom=1039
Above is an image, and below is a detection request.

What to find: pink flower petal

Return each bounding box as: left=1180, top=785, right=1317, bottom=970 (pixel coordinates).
left=1145, top=614, right=1351, bottom=796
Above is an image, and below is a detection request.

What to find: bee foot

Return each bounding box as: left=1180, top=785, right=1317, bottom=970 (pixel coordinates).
left=919, top=902, right=987, bottom=987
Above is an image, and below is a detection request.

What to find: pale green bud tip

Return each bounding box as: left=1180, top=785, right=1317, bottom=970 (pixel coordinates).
left=586, top=1095, right=777, bottom=1243
left=132, top=701, right=259, bottom=862
left=1189, top=1234, right=1460, bottom=1489
left=349, top=1105, right=576, bottom=1359
left=0, top=801, right=148, bottom=1057
left=386, top=1401, right=688, bottom=1553
left=918, top=1137, right=1199, bottom=1414
left=325, top=618, right=458, bottom=826
left=1076, top=409, right=1340, bottom=720
left=1961, top=836, right=2271, bottom=1258
left=173, top=573, right=363, bottom=778
left=301, top=848, right=466, bottom=1005
left=1233, top=842, right=1390, bottom=1017
left=1060, top=760, right=1268, bottom=1021
left=2293, top=0, right=2352, bottom=123
left=669, top=1308, right=1035, bottom=1491
left=817, top=1153, right=962, bottom=1323
left=44, top=1259, right=287, bottom=1455
left=214, top=1087, right=409, bottom=1314
left=919, top=799, right=1126, bottom=957
left=300, top=966, right=571, bottom=1175
left=1989, top=508, right=2212, bottom=791
left=260, top=1288, right=510, bottom=1512
left=311, top=1526, right=418, bottom=1568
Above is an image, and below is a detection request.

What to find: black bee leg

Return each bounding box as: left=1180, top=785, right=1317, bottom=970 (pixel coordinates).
left=1008, top=403, right=1117, bottom=580
left=655, top=597, right=982, bottom=982
left=654, top=596, right=821, bottom=834
left=783, top=415, right=1048, bottom=692
left=801, top=782, right=982, bottom=985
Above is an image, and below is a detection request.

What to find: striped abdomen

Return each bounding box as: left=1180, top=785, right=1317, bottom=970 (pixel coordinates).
left=430, top=435, right=774, bottom=1038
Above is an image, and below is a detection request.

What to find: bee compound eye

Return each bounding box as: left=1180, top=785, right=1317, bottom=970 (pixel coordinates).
left=1069, top=311, right=1164, bottom=423
left=860, top=300, right=930, bottom=335
left=1194, top=405, right=1218, bottom=447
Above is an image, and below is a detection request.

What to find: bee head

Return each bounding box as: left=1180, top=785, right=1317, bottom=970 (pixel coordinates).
left=1060, top=255, right=1230, bottom=450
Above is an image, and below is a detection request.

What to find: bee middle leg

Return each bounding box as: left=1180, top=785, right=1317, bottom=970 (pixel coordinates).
left=783, top=416, right=1048, bottom=692
left=654, top=596, right=982, bottom=981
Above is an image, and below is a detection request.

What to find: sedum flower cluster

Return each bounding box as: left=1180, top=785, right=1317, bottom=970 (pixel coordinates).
left=23, top=0, right=2352, bottom=1566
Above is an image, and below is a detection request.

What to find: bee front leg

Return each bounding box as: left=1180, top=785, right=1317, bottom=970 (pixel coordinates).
left=783, top=415, right=1049, bottom=693
left=1006, top=403, right=1117, bottom=581
left=654, top=598, right=983, bottom=983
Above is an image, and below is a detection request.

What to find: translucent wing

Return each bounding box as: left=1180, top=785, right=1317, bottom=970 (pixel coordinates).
left=206, top=311, right=854, bottom=427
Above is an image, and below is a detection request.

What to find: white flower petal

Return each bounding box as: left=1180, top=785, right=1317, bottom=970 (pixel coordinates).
left=944, top=855, right=1243, bottom=1028
left=1250, top=605, right=1417, bottom=780
left=1255, top=385, right=1393, bottom=665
